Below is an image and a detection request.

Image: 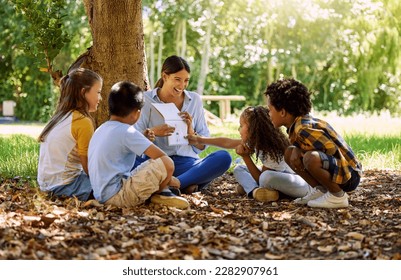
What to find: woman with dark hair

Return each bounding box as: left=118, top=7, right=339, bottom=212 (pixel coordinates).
left=134, top=55, right=231, bottom=195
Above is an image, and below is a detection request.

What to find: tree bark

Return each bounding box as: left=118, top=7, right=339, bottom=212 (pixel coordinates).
left=197, top=18, right=212, bottom=95
left=82, top=0, right=149, bottom=126
left=149, top=29, right=155, bottom=87
left=157, top=30, right=163, bottom=80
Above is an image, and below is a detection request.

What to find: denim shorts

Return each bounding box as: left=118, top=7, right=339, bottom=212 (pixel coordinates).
left=318, top=151, right=360, bottom=192
left=49, top=172, right=93, bottom=201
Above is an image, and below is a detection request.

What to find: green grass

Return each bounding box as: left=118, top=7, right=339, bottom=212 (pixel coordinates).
left=201, top=131, right=401, bottom=172
left=200, top=116, right=401, bottom=172
left=1, top=113, right=400, bottom=180
left=345, top=134, right=401, bottom=170
left=0, top=134, right=40, bottom=180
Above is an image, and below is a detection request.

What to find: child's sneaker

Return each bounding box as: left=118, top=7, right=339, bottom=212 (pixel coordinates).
left=150, top=192, right=189, bottom=209
left=294, top=188, right=324, bottom=205
left=307, top=192, right=349, bottom=208
left=236, top=185, right=246, bottom=195
left=169, top=187, right=181, bottom=196
left=252, top=187, right=279, bottom=202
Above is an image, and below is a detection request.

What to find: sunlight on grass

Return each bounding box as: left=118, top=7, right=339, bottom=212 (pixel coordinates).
left=313, top=111, right=401, bottom=136
left=207, top=112, right=401, bottom=171
left=0, top=112, right=400, bottom=179
left=0, top=123, right=45, bottom=139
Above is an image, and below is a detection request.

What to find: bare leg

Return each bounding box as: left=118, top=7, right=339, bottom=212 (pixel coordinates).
left=285, top=147, right=319, bottom=187
left=158, top=155, right=175, bottom=191
left=302, top=151, right=342, bottom=193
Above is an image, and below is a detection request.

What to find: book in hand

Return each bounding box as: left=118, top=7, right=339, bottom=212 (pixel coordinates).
left=151, top=103, right=189, bottom=146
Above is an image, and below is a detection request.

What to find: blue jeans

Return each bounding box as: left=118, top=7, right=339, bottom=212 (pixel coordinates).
left=49, top=172, right=93, bottom=201
left=134, top=150, right=232, bottom=191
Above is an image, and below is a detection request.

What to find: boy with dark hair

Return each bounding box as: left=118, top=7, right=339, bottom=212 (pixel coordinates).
left=88, top=81, right=189, bottom=209
left=264, top=78, right=362, bottom=208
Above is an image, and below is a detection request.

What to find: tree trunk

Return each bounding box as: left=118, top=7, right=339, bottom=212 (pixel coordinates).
left=157, top=30, right=163, bottom=80
left=149, top=29, right=155, bottom=87
left=197, top=18, right=212, bottom=95
left=82, top=0, right=149, bottom=127
left=181, top=20, right=187, bottom=57
left=175, top=19, right=187, bottom=58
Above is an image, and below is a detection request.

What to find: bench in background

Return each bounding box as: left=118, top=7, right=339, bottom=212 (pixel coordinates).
left=201, top=95, right=246, bottom=122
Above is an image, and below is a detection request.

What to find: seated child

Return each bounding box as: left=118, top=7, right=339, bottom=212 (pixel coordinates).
left=187, top=106, right=311, bottom=202
left=264, top=78, right=362, bottom=208
left=37, top=68, right=102, bottom=201
left=88, top=81, right=189, bottom=209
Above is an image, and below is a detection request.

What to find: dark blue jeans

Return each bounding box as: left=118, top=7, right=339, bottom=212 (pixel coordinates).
left=133, top=150, right=232, bottom=191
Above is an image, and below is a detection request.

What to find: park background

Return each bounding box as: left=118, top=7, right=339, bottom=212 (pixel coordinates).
left=1, top=0, right=401, bottom=121
left=0, top=0, right=400, bottom=261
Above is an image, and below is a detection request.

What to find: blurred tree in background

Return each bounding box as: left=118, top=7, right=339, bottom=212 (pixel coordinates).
left=1, top=0, right=401, bottom=121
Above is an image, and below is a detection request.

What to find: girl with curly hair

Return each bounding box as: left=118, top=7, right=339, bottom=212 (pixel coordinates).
left=186, top=105, right=311, bottom=202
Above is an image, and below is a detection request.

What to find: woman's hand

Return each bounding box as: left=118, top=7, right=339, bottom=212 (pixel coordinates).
left=151, top=124, right=175, bottom=137
left=179, top=112, right=195, bottom=135
left=144, top=128, right=155, bottom=142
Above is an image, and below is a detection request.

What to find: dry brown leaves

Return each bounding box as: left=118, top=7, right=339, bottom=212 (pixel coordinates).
left=0, top=169, right=400, bottom=260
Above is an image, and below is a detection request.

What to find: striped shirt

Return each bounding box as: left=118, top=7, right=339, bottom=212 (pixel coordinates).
left=288, top=115, right=362, bottom=185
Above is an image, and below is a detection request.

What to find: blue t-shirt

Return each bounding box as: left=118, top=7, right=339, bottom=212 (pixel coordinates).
left=88, top=121, right=152, bottom=203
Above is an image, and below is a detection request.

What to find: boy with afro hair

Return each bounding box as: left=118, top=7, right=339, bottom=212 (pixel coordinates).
left=264, top=78, right=362, bottom=208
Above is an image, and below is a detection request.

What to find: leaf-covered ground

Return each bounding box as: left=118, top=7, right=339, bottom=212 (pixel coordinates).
left=0, top=169, right=400, bottom=260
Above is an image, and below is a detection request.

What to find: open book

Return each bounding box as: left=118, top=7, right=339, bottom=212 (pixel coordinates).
left=151, top=103, right=189, bottom=146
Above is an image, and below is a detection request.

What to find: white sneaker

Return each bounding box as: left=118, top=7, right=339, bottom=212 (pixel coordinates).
left=294, top=188, right=324, bottom=205
left=307, top=192, right=349, bottom=208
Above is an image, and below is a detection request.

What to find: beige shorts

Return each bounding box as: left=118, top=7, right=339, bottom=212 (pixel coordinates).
left=105, top=158, right=167, bottom=208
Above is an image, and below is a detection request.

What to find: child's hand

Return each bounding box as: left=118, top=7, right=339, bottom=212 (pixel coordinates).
left=168, top=176, right=181, bottom=188
left=185, top=133, right=200, bottom=145
left=235, top=143, right=252, bottom=157
left=144, top=128, right=155, bottom=142
left=289, top=146, right=305, bottom=171
left=152, top=124, right=175, bottom=137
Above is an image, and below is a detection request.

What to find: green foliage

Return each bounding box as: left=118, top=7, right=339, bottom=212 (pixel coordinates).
left=143, top=0, right=401, bottom=116
left=11, top=0, right=70, bottom=66
left=0, top=0, right=90, bottom=121
left=1, top=0, right=401, bottom=121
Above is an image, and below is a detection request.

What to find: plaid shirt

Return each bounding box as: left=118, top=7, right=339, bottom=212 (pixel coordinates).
left=288, top=115, right=362, bottom=185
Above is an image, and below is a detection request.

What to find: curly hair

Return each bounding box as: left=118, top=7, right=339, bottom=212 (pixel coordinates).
left=242, top=106, right=290, bottom=163
left=264, top=78, right=312, bottom=117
